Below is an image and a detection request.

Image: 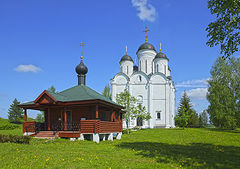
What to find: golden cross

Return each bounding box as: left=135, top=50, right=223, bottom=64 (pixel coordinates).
left=143, top=26, right=150, bottom=42
left=78, top=41, right=85, bottom=59
left=125, top=45, right=128, bottom=55
left=160, top=43, right=162, bottom=52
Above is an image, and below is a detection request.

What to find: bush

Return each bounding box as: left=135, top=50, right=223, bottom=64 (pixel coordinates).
left=0, top=134, right=31, bottom=144
left=0, top=123, right=19, bottom=130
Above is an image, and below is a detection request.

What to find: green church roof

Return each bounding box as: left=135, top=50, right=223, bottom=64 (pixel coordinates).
left=20, top=85, right=120, bottom=107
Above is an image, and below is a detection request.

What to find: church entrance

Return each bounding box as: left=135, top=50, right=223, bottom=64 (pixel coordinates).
left=137, top=117, right=143, bottom=126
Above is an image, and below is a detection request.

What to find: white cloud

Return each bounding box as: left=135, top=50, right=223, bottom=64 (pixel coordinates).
left=176, top=78, right=209, bottom=88
left=14, top=64, right=42, bottom=73
left=185, top=88, right=208, bottom=100
left=131, top=0, right=156, bottom=22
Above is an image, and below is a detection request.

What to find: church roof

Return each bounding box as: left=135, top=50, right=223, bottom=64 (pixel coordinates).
left=154, top=52, right=169, bottom=61
left=20, top=85, right=121, bottom=107
left=120, top=54, right=133, bottom=62
left=137, top=42, right=157, bottom=53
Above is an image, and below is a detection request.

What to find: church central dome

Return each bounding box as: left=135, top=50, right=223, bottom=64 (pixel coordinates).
left=137, top=42, right=157, bottom=53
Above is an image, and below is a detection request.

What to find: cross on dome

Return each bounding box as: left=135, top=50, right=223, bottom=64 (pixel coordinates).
left=78, top=41, right=86, bottom=60
left=143, top=26, right=150, bottom=42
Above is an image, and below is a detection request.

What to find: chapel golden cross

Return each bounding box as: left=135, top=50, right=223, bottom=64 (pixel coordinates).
left=78, top=41, right=85, bottom=59
left=143, top=26, right=150, bottom=42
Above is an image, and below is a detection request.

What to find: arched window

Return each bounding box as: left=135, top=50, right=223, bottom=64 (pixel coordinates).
left=127, top=66, right=129, bottom=74
left=121, top=66, right=122, bottom=72
left=140, top=61, right=141, bottom=71
left=157, top=64, right=159, bottom=72
left=156, top=111, right=161, bottom=120
left=164, top=65, right=166, bottom=75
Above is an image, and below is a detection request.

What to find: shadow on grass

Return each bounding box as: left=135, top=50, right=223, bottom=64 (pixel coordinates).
left=202, top=127, right=240, bottom=134
left=117, top=142, right=240, bottom=169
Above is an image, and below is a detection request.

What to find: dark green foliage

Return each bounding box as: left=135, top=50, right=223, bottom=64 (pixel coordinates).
left=102, top=84, right=112, bottom=100
left=207, top=57, right=240, bottom=129
left=0, top=118, right=19, bottom=130
left=48, top=85, right=56, bottom=93
left=0, top=134, right=31, bottom=144
left=36, top=111, right=44, bottom=123
left=8, top=98, right=24, bottom=124
left=206, top=0, right=240, bottom=58
left=175, top=91, right=196, bottom=129
left=0, top=124, right=19, bottom=130
left=188, top=110, right=199, bottom=128
left=199, top=110, right=208, bottom=127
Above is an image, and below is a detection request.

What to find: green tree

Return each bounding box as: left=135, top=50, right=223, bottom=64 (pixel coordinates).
left=207, top=57, right=240, bottom=129
left=175, top=91, right=195, bottom=128
left=8, top=98, right=24, bottom=123
left=206, top=0, right=240, bottom=58
left=175, top=107, right=191, bottom=130
left=102, top=84, right=112, bottom=100
left=116, top=89, right=136, bottom=134
left=36, top=113, right=44, bottom=123
left=48, top=85, right=56, bottom=93
left=199, top=110, right=208, bottom=127
left=116, top=89, right=151, bottom=133
left=134, top=104, right=151, bottom=125
left=188, top=110, right=199, bottom=128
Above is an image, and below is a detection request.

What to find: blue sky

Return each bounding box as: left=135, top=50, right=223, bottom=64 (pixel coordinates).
left=0, top=0, right=236, bottom=118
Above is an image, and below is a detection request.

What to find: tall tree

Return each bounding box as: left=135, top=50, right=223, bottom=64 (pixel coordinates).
left=8, top=98, right=24, bottom=123
left=188, top=110, right=199, bottom=128
left=48, top=85, right=56, bottom=93
left=206, top=0, right=240, bottom=58
left=175, top=91, right=195, bottom=128
left=102, top=84, right=112, bottom=100
left=116, top=89, right=136, bottom=134
left=199, top=110, right=208, bottom=127
left=207, top=57, right=240, bottom=129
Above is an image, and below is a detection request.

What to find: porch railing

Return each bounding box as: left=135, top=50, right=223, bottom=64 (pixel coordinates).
left=23, top=120, right=122, bottom=134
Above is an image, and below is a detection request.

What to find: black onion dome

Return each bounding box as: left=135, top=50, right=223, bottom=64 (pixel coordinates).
left=137, top=42, right=157, bottom=53
left=154, top=52, right=169, bottom=61
left=120, top=54, right=134, bottom=63
left=75, top=60, right=88, bottom=75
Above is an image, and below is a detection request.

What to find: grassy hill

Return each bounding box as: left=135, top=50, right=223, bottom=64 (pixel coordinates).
left=0, top=128, right=239, bottom=168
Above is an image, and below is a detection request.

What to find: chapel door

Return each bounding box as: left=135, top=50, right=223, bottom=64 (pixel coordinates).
left=62, top=111, right=72, bottom=130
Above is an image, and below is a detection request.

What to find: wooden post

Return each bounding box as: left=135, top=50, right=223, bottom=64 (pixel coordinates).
left=24, top=109, right=27, bottom=121
left=96, top=104, right=99, bottom=119
left=64, top=109, right=67, bottom=130
left=111, top=110, right=115, bottom=122
left=48, top=108, right=51, bottom=130
left=118, top=111, right=120, bottom=122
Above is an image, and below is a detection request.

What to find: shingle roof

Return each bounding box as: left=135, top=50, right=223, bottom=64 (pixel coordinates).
left=19, top=85, right=120, bottom=106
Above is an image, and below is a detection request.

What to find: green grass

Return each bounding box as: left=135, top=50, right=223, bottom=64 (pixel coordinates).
left=0, top=127, right=239, bottom=169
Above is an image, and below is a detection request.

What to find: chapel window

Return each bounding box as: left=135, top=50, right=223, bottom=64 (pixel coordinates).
left=157, top=64, right=159, bottom=72
left=127, top=66, right=129, bottom=74
left=164, top=65, right=166, bottom=75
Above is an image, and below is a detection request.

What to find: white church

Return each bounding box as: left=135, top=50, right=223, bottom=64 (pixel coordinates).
left=111, top=28, right=176, bottom=128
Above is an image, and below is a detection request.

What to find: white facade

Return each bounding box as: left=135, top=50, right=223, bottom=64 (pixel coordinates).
left=112, top=43, right=175, bottom=128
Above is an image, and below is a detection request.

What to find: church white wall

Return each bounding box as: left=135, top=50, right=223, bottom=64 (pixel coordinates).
left=120, top=60, right=133, bottom=76
left=137, top=50, right=157, bottom=74
left=154, top=58, right=169, bottom=76
left=112, top=47, right=175, bottom=129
